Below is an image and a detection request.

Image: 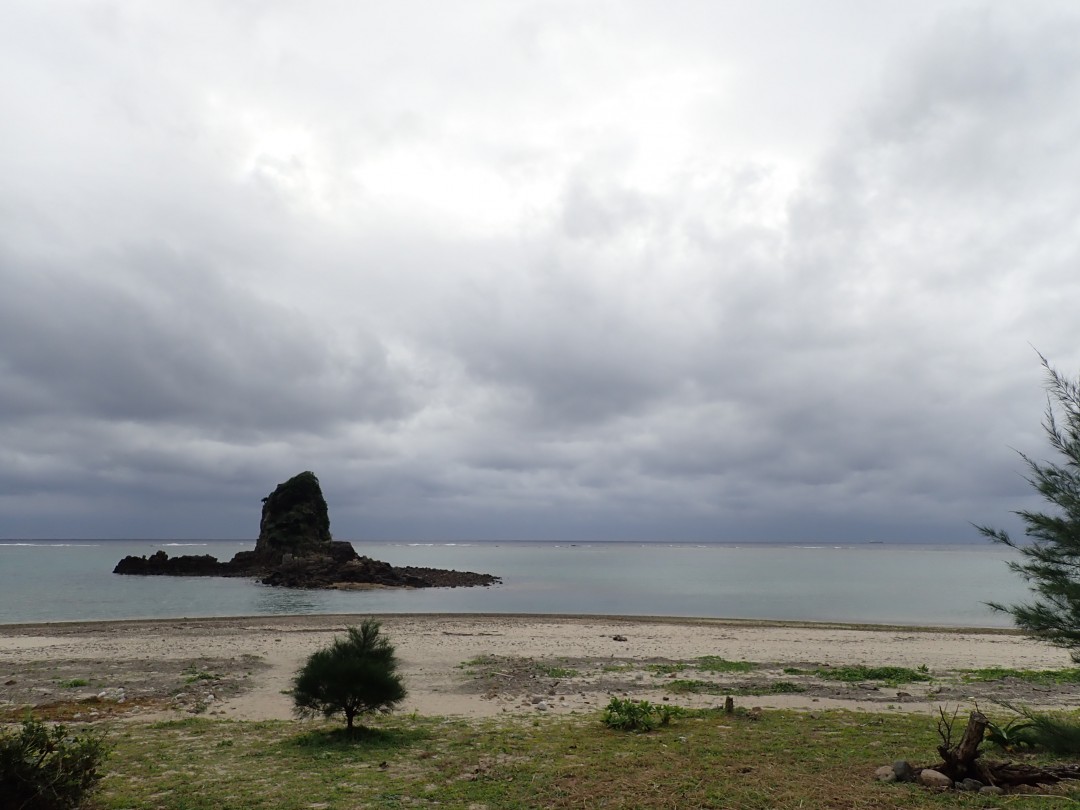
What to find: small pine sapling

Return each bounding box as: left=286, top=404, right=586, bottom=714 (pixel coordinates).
left=292, top=619, right=407, bottom=732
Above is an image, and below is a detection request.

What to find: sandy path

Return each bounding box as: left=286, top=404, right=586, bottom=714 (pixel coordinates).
left=1, top=614, right=1073, bottom=720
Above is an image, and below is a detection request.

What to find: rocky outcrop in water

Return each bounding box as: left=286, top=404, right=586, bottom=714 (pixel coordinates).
left=113, top=551, right=227, bottom=576
left=253, top=470, right=332, bottom=563
left=114, top=471, right=499, bottom=589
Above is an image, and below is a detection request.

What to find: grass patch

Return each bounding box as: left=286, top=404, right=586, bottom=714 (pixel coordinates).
left=181, top=663, right=220, bottom=684
left=695, top=656, right=756, bottom=673
left=460, top=655, right=495, bottom=669
left=57, top=678, right=90, bottom=688
left=962, top=667, right=1080, bottom=684
left=89, top=709, right=1059, bottom=809
left=649, top=658, right=754, bottom=676
left=538, top=665, right=580, bottom=679
left=647, top=662, right=688, bottom=675
left=668, top=679, right=806, bottom=696
left=786, top=666, right=930, bottom=685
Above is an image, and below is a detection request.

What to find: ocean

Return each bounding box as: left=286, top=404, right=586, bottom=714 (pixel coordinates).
left=0, top=540, right=1030, bottom=627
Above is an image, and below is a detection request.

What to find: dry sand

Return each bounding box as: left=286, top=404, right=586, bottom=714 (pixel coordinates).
left=2, top=614, right=1077, bottom=722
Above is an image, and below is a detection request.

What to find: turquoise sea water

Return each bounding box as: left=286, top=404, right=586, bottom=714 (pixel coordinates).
left=0, top=540, right=1029, bottom=627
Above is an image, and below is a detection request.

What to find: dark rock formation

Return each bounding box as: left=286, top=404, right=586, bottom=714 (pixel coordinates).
left=113, top=551, right=229, bottom=577
left=114, top=471, right=499, bottom=590
left=254, top=471, right=332, bottom=564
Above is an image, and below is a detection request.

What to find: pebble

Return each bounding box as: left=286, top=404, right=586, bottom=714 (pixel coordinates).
left=892, top=760, right=915, bottom=782
left=874, top=766, right=896, bottom=783
left=917, top=769, right=952, bottom=789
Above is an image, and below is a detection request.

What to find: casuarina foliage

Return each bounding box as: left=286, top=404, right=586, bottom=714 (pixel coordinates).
left=292, top=619, right=407, bottom=731
left=978, top=355, right=1080, bottom=658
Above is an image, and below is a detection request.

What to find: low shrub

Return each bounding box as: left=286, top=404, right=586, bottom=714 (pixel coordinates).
left=988, top=704, right=1080, bottom=755
left=984, top=715, right=1037, bottom=751
left=0, top=717, right=110, bottom=810
left=601, top=697, right=676, bottom=732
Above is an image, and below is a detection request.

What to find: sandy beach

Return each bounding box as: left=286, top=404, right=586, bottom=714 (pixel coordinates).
left=2, top=614, right=1076, bottom=723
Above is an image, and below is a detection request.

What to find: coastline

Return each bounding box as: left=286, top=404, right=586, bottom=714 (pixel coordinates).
left=2, top=613, right=1072, bottom=722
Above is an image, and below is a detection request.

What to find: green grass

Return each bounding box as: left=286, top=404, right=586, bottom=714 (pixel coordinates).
left=538, top=665, right=580, bottom=679
left=695, top=656, right=756, bottom=673
left=962, top=667, right=1080, bottom=684
left=667, top=679, right=806, bottom=696
left=786, top=666, right=931, bottom=685
left=600, top=663, right=635, bottom=673
left=84, top=709, right=1080, bottom=809
left=460, top=655, right=495, bottom=668
left=57, top=678, right=90, bottom=688
left=650, top=658, right=753, bottom=676
left=182, top=664, right=220, bottom=684
left=647, top=662, right=688, bottom=675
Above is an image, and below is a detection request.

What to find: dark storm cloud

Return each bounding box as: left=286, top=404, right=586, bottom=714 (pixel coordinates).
left=1, top=1, right=1078, bottom=540
left=0, top=245, right=416, bottom=432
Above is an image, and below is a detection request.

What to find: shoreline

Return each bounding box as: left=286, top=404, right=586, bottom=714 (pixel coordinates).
left=0, top=611, right=1021, bottom=634
left=3, top=613, right=1069, bottom=722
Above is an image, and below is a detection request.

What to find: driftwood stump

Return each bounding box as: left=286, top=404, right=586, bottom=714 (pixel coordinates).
left=932, top=709, right=1080, bottom=789
left=937, top=710, right=988, bottom=781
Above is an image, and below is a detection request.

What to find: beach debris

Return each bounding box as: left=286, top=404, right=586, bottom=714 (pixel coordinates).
left=612, top=635, right=628, bottom=642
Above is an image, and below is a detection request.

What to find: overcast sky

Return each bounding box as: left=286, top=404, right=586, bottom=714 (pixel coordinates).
left=3, top=1, right=1079, bottom=543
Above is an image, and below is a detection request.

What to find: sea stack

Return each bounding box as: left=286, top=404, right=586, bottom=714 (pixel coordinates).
left=253, top=471, right=333, bottom=563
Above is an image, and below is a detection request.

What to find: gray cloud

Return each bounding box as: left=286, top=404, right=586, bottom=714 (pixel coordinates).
left=1, top=1, right=1077, bottom=541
